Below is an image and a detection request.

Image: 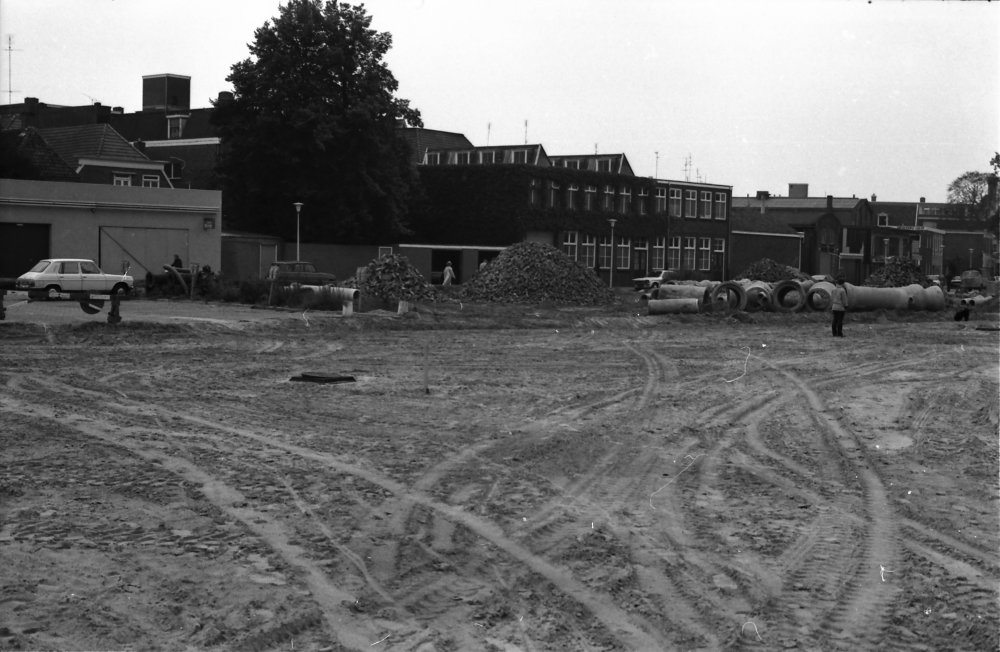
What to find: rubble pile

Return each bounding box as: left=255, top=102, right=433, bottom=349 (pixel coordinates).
left=345, top=254, right=439, bottom=302
left=733, top=259, right=810, bottom=283
left=863, top=259, right=930, bottom=288
left=460, top=242, right=615, bottom=305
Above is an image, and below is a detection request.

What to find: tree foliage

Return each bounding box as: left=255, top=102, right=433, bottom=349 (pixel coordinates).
left=946, top=171, right=989, bottom=206
left=0, top=131, right=42, bottom=180
left=211, top=0, right=422, bottom=244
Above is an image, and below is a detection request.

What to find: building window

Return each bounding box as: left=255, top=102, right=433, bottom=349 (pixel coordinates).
left=683, top=237, right=696, bottom=269
left=638, top=188, right=649, bottom=215
left=582, top=235, right=596, bottom=268
left=670, top=189, right=682, bottom=217
left=655, top=188, right=667, bottom=213
left=878, top=213, right=889, bottom=226
left=619, top=187, right=631, bottom=214
left=698, top=238, right=711, bottom=270
left=567, top=184, right=579, bottom=210
left=652, top=237, right=665, bottom=271
left=550, top=182, right=561, bottom=208
left=584, top=185, right=597, bottom=210
left=513, top=150, right=528, bottom=164
left=167, top=116, right=186, bottom=139
left=714, top=193, right=727, bottom=219
left=425, top=152, right=440, bottom=165
left=668, top=236, right=681, bottom=270
left=685, top=191, right=697, bottom=217
left=599, top=237, right=612, bottom=269
left=530, top=179, right=541, bottom=205
left=165, top=162, right=182, bottom=179
left=565, top=159, right=580, bottom=169
left=603, top=185, right=614, bottom=210
left=563, top=231, right=578, bottom=260
left=616, top=238, right=631, bottom=270
left=713, top=238, right=725, bottom=254
left=114, top=174, right=131, bottom=186
left=455, top=152, right=470, bottom=165
left=633, top=238, right=647, bottom=272
left=699, top=192, right=712, bottom=219
left=142, top=175, right=160, bottom=188
left=714, top=238, right=725, bottom=271
left=480, top=151, right=495, bottom=164
left=597, top=159, right=612, bottom=172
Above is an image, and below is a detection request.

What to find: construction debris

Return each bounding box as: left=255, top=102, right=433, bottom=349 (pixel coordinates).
left=863, top=258, right=930, bottom=288
left=345, top=254, right=439, bottom=303
left=733, top=258, right=810, bottom=283
left=460, top=242, right=615, bottom=305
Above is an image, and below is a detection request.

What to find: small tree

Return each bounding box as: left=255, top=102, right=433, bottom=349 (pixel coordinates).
left=947, top=171, right=989, bottom=206
left=212, top=0, right=423, bottom=244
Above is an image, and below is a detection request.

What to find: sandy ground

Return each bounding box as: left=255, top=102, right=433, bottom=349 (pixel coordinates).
left=0, top=296, right=998, bottom=652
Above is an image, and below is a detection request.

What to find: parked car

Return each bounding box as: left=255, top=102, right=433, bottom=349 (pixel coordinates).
left=16, top=259, right=134, bottom=298
left=632, top=270, right=676, bottom=291
left=266, top=261, right=336, bottom=287
left=925, top=274, right=942, bottom=287
left=960, top=269, right=985, bottom=291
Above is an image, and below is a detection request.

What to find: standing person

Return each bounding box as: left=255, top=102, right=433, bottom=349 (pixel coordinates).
left=479, top=259, right=487, bottom=272
left=442, top=261, right=456, bottom=286
left=171, top=254, right=183, bottom=268
left=831, top=277, right=849, bottom=337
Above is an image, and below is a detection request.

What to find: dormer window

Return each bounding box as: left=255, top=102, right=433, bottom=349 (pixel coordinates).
left=597, top=159, right=612, bottom=172
left=512, top=150, right=528, bottom=164
left=455, top=152, right=470, bottom=165
left=878, top=213, right=889, bottom=226
left=480, top=151, right=495, bottom=164
left=565, top=159, right=580, bottom=169
left=167, top=115, right=188, bottom=139
left=425, top=152, right=440, bottom=165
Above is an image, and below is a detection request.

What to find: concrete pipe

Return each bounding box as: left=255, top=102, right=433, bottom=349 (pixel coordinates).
left=772, top=280, right=808, bottom=312
left=648, top=298, right=701, bottom=315
left=900, top=284, right=944, bottom=311
left=968, top=294, right=993, bottom=308
left=921, top=285, right=945, bottom=311
left=806, top=281, right=836, bottom=311
left=843, top=283, right=910, bottom=312
left=655, top=284, right=711, bottom=303
left=710, top=281, right=748, bottom=311
left=298, top=285, right=361, bottom=311
left=743, top=281, right=772, bottom=312
left=959, top=295, right=983, bottom=307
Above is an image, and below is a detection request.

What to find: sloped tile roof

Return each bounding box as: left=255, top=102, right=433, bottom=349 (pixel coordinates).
left=15, top=128, right=80, bottom=182
left=732, top=196, right=863, bottom=211
left=38, top=123, right=149, bottom=168
left=731, top=209, right=800, bottom=235
left=398, top=127, right=473, bottom=165
left=0, top=113, right=23, bottom=131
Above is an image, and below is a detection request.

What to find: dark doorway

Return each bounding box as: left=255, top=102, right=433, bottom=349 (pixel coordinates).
left=431, top=249, right=461, bottom=285
left=0, top=223, right=50, bottom=278
left=477, top=251, right=500, bottom=271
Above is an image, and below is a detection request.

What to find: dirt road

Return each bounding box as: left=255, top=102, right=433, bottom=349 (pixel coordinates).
left=1, top=305, right=997, bottom=651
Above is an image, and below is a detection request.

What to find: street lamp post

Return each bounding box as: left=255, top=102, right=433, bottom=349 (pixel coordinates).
left=969, top=248, right=974, bottom=269
left=293, top=203, right=304, bottom=261
left=608, top=218, right=617, bottom=289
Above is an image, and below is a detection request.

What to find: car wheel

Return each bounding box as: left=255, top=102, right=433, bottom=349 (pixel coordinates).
left=651, top=282, right=660, bottom=289
left=111, top=283, right=129, bottom=297
left=45, top=285, right=61, bottom=300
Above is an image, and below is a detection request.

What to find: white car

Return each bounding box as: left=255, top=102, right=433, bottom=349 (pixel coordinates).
left=16, top=259, right=134, bottom=297
left=632, top=270, right=676, bottom=291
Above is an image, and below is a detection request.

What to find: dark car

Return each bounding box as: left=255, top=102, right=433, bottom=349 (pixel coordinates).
left=266, top=261, right=336, bottom=287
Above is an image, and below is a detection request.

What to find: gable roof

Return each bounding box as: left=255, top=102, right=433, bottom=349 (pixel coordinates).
left=38, top=124, right=150, bottom=168
left=14, top=128, right=80, bottom=182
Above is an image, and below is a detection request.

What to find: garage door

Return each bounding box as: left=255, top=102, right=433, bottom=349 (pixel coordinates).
left=0, top=223, right=50, bottom=278
left=99, top=227, right=189, bottom=276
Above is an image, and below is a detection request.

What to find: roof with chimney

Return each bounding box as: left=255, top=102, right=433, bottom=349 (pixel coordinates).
left=38, top=124, right=150, bottom=168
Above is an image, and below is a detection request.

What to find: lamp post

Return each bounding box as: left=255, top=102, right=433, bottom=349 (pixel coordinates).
left=293, top=202, right=304, bottom=261
left=608, top=218, right=617, bottom=288
left=969, top=248, right=974, bottom=269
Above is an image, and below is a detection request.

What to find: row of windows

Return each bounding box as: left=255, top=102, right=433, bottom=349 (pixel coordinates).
left=114, top=174, right=161, bottom=188
left=532, top=181, right=727, bottom=219
left=425, top=150, right=530, bottom=165
left=561, top=232, right=725, bottom=271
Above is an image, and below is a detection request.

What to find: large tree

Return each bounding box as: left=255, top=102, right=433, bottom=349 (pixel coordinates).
left=946, top=171, right=989, bottom=205
left=211, top=0, right=422, bottom=244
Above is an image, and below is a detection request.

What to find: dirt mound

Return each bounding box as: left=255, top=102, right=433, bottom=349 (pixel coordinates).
left=733, top=258, right=810, bottom=283
left=460, top=242, right=615, bottom=305
left=863, top=258, right=929, bottom=288
left=346, top=254, right=439, bottom=303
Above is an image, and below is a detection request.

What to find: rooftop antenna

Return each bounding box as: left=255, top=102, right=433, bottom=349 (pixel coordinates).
left=696, top=168, right=702, bottom=183
left=80, top=93, right=99, bottom=105
left=594, top=143, right=598, bottom=155
left=655, top=151, right=659, bottom=179
left=486, top=122, right=491, bottom=146
left=683, top=154, right=692, bottom=182
left=5, top=35, right=22, bottom=105
left=524, top=119, right=528, bottom=145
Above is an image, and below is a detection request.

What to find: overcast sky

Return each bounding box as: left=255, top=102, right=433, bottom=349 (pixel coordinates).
left=2, top=0, right=996, bottom=202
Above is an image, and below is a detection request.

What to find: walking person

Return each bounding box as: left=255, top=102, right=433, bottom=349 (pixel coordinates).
left=442, top=261, right=456, bottom=286
left=831, top=277, right=848, bottom=337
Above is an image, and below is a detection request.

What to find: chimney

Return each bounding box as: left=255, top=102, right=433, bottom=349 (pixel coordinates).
left=217, top=91, right=234, bottom=104
left=871, top=193, right=877, bottom=202
left=826, top=195, right=833, bottom=210
left=134, top=140, right=146, bottom=153
left=756, top=190, right=770, bottom=200
left=24, top=97, right=38, bottom=113
left=788, top=183, right=808, bottom=199
left=112, top=106, right=124, bottom=115
left=919, top=197, right=925, bottom=203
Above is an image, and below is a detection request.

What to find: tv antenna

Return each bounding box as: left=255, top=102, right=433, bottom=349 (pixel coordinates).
left=524, top=119, right=528, bottom=145
left=683, top=154, right=692, bottom=182
left=655, top=151, right=659, bottom=178
left=81, top=93, right=100, bottom=105
left=5, top=35, right=22, bottom=105
left=486, top=122, right=491, bottom=146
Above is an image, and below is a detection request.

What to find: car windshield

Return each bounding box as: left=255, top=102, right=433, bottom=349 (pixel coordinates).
left=27, top=261, right=52, bottom=273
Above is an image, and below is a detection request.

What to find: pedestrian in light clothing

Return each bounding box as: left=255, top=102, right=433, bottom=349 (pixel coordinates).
left=442, top=261, right=456, bottom=286
left=831, top=277, right=848, bottom=337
